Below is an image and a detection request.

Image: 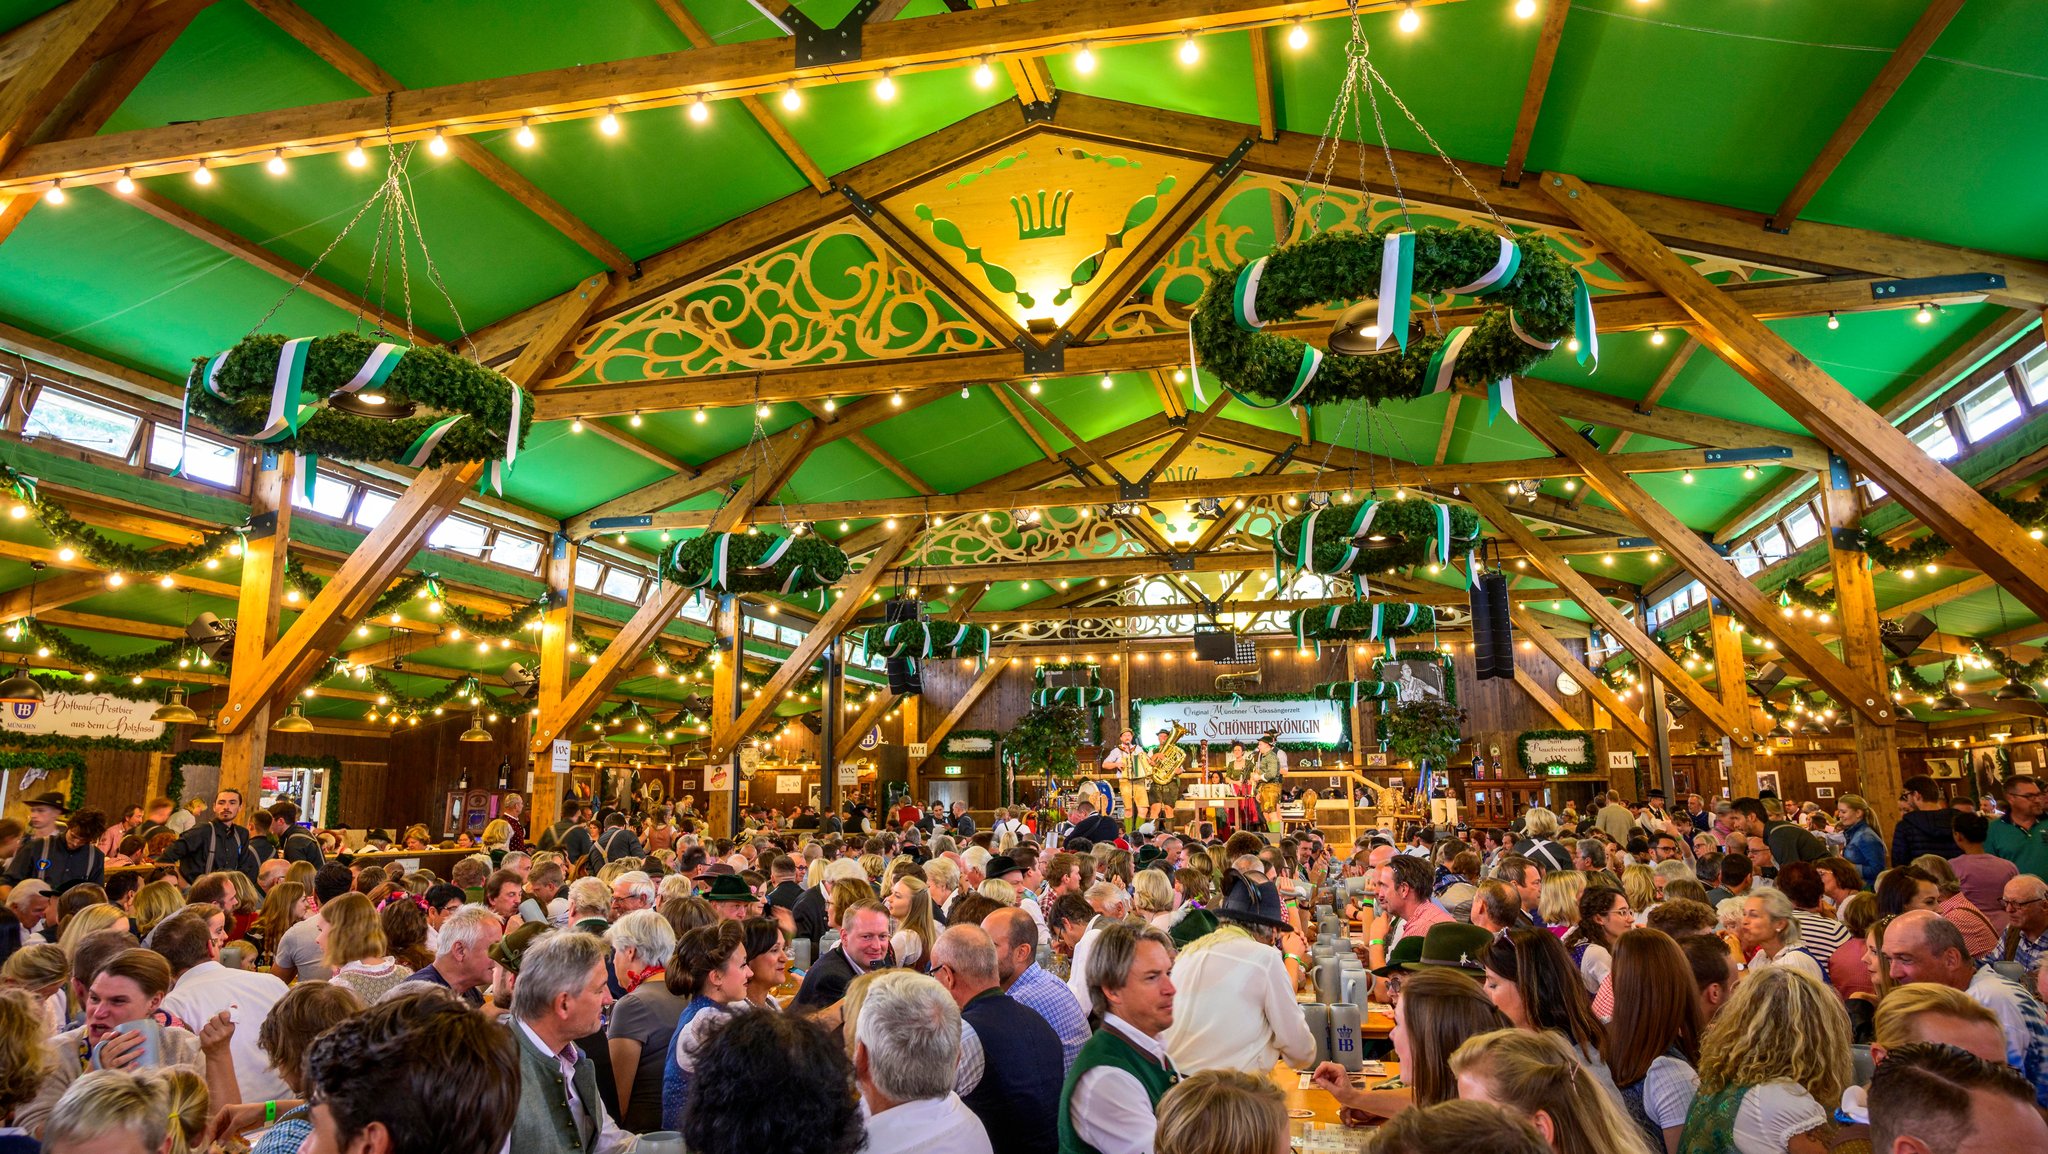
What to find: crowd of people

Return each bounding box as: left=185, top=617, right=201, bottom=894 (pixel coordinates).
left=0, top=773, right=2042, bottom=1154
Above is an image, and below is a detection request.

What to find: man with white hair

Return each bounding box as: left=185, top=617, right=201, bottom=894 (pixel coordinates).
left=853, top=970, right=993, bottom=1154
left=388, top=904, right=503, bottom=1007
left=508, top=931, right=633, bottom=1153
left=961, top=846, right=991, bottom=892
left=1064, top=881, right=1131, bottom=1008
left=609, top=870, right=656, bottom=920
left=1997, top=874, right=2048, bottom=970
left=566, top=877, right=612, bottom=936
left=1511, top=806, right=1572, bottom=873
left=926, top=855, right=963, bottom=925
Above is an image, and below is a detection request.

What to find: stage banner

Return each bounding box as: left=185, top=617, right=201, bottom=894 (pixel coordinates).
left=1133, top=695, right=1345, bottom=748
left=3, top=690, right=165, bottom=744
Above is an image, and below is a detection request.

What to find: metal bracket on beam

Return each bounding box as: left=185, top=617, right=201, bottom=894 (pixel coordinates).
left=1021, top=91, right=1060, bottom=123
left=1870, top=272, right=2006, bottom=301
left=1055, top=455, right=1095, bottom=487
left=1700, top=447, right=1794, bottom=464
left=1827, top=453, right=1854, bottom=490
left=1269, top=440, right=1303, bottom=471
left=838, top=184, right=878, bottom=220
left=1829, top=526, right=1864, bottom=552
left=585, top=515, right=654, bottom=538
left=1214, top=136, right=1257, bottom=178
left=1118, top=478, right=1152, bottom=501
left=1166, top=552, right=1196, bottom=572
left=551, top=532, right=571, bottom=561
left=1020, top=333, right=1068, bottom=375
left=776, top=0, right=882, bottom=67
left=246, top=510, right=280, bottom=539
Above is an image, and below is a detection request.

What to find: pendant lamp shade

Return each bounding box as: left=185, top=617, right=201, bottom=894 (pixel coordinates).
left=272, top=702, right=315, bottom=733
left=0, top=666, right=43, bottom=705
left=150, top=685, right=201, bottom=724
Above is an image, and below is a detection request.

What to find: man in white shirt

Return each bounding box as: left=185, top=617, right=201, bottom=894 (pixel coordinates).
left=1062, top=921, right=1179, bottom=1154
left=506, top=931, right=636, bottom=1154
left=154, top=906, right=290, bottom=1101
left=854, top=970, right=993, bottom=1154
left=1066, top=882, right=1132, bottom=1008
left=1162, top=870, right=1314, bottom=1074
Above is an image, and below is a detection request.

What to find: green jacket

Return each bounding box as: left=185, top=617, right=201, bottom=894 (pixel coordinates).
left=509, top=1022, right=604, bottom=1154
left=1057, top=1024, right=1179, bottom=1154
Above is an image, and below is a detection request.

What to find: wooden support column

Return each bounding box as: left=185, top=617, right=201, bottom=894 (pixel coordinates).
left=912, top=645, right=1020, bottom=776
left=219, top=451, right=294, bottom=805
left=901, top=691, right=922, bottom=804
left=1515, top=395, right=1887, bottom=724
left=1467, top=484, right=1751, bottom=743
left=528, top=534, right=575, bottom=830
left=0, top=0, right=143, bottom=173
left=1709, top=606, right=1760, bottom=797
left=1343, top=644, right=1367, bottom=766
left=1537, top=172, right=2048, bottom=625
left=709, top=596, right=740, bottom=837
left=217, top=461, right=482, bottom=733
left=1509, top=605, right=1651, bottom=745
left=1515, top=667, right=1581, bottom=730
left=1822, top=455, right=1904, bottom=833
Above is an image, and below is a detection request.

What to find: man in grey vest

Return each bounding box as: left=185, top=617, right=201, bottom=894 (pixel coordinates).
left=509, top=931, right=636, bottom=1153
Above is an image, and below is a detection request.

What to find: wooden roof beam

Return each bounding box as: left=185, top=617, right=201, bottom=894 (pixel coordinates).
left=0, top=0, right=143, bottom=176
left=650, top=0, right=828, bottom=193
left=1501, top=0, right=1568, bottom=187
left=1510, top=603, right=1651, bottom=744
left=244, top=0, right=631, bottom=273
left=886, top=535, right=1654, bottom=585
left=1766, top=0, right=1966, bottom=232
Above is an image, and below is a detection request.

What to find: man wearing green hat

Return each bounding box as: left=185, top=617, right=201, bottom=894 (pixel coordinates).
left=702, top=873, right=762, bottom=921
left=1161, top=869, right=1315, bottom=1074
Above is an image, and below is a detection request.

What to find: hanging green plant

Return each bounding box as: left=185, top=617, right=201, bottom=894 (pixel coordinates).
left=3, top=462, right=248, bottom=576
left=1031, top=685, right=1115, bottom=709
left=1274, top=501, right=1483, bottom=595
left=1191, top=226, right=1584, bottom=410
left=1005, top=703, right=1092, bottom=781
left=1375, top=697, right=1465, bottom=771
left=660, top=531, right=848, bottom=594
left=854, top=620, right=991, bottom=664
left=187, top=333, right=531, bottom=474
left=5, top=621, right=214, bottom=683
left=1293, top=602, right=1442, bottom=649
left=1515, top=729, right=1593, bottom=774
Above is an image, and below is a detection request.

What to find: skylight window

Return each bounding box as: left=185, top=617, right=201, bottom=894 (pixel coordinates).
left=492, top=535, right=543, bottom=572
left=25, top=389, right=140, bottom=458
left=148, top=426, right=239, bottom=488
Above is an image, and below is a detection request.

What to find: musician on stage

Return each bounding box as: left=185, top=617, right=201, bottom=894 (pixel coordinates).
left=1100, top=729, right=1145, bottom=832
left=1250, top=732, right=1284, bottom=832
left=1143, top=726, right=1188, bottom=834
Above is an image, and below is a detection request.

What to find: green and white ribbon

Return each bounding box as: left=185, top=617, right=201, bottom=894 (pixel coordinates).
left=253, top=338, right=313, bottom=444
left=1434, top=504, right=1453, bottom=566
left=1423, top=326, right=1474, bottom=394
left=1571, top=269, right=1599, bottom=371
left=2, top=464, right=37, bottom=508
left=1375, top=230, right=1417, bottom=352
left=1508, top=310, right=1560, bottom=351
left=400, top=415, right=465, bottom=467
left=1231, top=258, right=1270, bottom=331
left=176, top=353, right=234, bottom=479
left=1447, top=235, right=1522, bottom=297
left=334, top=342, right=404, bottom=396
left=1487, top=377, right=1520, bottom=426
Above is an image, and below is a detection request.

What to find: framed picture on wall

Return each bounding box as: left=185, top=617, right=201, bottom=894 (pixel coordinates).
left=1755, top=770, right=1781, bottom=796
left=1815, top=787, right=1836, bottom=799
left=1927, top=756, right=1965, bottom=780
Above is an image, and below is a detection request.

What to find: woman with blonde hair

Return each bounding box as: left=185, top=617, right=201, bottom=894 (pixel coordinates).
left=40, top=1067, right=208, bottom=1154
left=884, top=876, right=938, bottom=970
left=1133, top=869, right=1177, bottom=928
left=1678, top=967, right=1852, bottom=1154
left=1154, top=1068, right=1289, bottom=1154
left=283, top=859, right=316, bottom=893
left=0, top=944, right=69, bottom=1035
left=0, top=988, right=49, bottom=1138
left=976, top=877, right=1018, bottom=907
left=131, top=880, right=182, bottom=939
left=316, top=892, right=412, bottom=1002
left=1539, top=871, right=1588, bottom=937
left=1622, top=864, right=1657, bottom=922
left=1451, top=1028, right=1657, bottom=1154
left=56, top=905, right=129, bottom=958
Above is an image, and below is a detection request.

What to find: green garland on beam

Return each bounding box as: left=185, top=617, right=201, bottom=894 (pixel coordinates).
left=9, top=619, right=212, bottom=681
left=1515, top=729, right=1593, bottom=774
left=1192, top=226, right=1578, bottom=408
left=1775, top=579, right=1837, bottom=619
left=659, top=531, right=848, bottom=595
left=1972, top=642, right=2048, bottom=688
left=3, top=463, right=249, bottom=577
left=1850, top=492, right=2048, bottom=572
left=1292, top=602, right=1441, bottom=649
left=188, top=333, right=532, bottom=470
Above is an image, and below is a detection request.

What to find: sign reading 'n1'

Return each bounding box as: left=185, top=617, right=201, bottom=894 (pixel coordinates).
left=3, top=691, right=164, bottom=744
left=1132, top=697, right=1345, bottom=747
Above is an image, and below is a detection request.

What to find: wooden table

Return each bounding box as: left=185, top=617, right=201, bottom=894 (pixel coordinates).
left=1274, top=1059, right=1398, bottom=1150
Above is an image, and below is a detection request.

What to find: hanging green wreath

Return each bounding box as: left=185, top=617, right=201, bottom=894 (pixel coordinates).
left=854, top=620, right=991, bottom=664
left=660, top=531, right=849, bottom=594
left=1292, top=602, right=1442, bottom=650
left=186, top=333, right=532, bottom=473
left=1274, top=501, right=1483, bottom=596
left=1516, top=729, right=1593, bottom=774
left=1191, top=226, right=1585, bottom=410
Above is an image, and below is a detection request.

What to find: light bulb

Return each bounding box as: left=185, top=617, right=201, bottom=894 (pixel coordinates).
left=192, top=163, right=212, bottom=185
left=1027, top=381, right=1041, bottom=395
left=1100, top=374, right=1114, bottom=389
left=599, top=109, right=620, bottom=135
left=1288, top=20, right=1309, bottom=50
left=42, top=185, right=63, bottom=204
left=822, top=397, right=836, bottom=413
left=428, top=130, right=448, bottom=156
left=571, top=418, right=583, bottom=433
left=1682, top=470, right=1694, bottom=483
left=347, top=143, right=367, bottom=167
left=690, top=96, right=710, bottom=122
left=1399, top=4, right=1420, bottom=33
left=629, top=411, right=643, bottom=427
left=114, top=172, right=134, bottom=194
left=1826, top=311, right=1839, bottom=330
left=158, top=575, right=174, bottom=589
left=1179, top=34, right=1199, bottom=64
left=974, top=59, right=994, bottom=88
left=267, top=152, right=288, bottom=175
left=1915, top=303, right=1934, bottom=324
left=876, top=72, right=896, bottom=101
left=781, top=85, right=801, bottom=111
left=891, top=392, right=903, bottom=407
left=1515, top=0, right=1537, bottom=18
left=515, top=121, right=535, bottom=147
left=757, top=403, right=772, bottom=418
left=1074, top=45, right=1095, bottom=73
left=694, top=407, right=707, bottom=423
left=1649, top=326, right=1666, bottom=345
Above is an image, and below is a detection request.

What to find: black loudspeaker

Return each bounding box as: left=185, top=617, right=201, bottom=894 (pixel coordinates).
left=1882, top=612, right=1937, bottom=660
left=884, top=597, right=923, bottom=697
left=1746, top=662, right=1786, bottom=698
left=1469, top=572, right=1515, bottom=680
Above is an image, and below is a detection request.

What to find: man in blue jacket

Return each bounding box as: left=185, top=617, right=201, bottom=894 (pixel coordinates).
left=1835, top=793, right=1887, bottom=887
